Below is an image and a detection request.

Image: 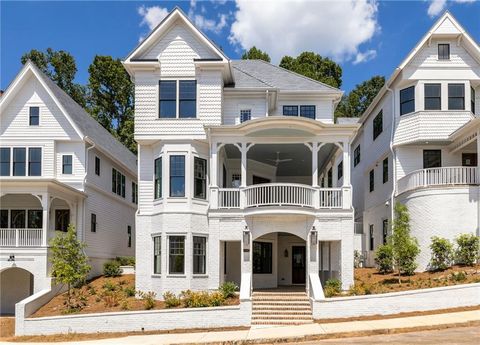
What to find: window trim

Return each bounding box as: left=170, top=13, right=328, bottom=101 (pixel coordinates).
left=111, top=168, right=126, bottom=198
left=373, top=110, right=383, bottom=140
left=423, top=149, right=442, bottom=169
left=29, top=106, right=40, bottom=126
left=61, top=154, right=73, bottom=175
left=159, top=79, right=197, bottom=119
left=13, top=147, right=27, bottom=177
left=0, top=148, right=11, bottom=176
left=178, top=80, right=197, bottom=118
left=28, top=147, right=42, bottom=176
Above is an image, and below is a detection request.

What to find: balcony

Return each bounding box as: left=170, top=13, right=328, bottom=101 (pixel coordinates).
left=215, top=183, right=349, bottom=210
left=397, top=166, right=479, bottom=195
left=0, top=228, right=44, bottom=247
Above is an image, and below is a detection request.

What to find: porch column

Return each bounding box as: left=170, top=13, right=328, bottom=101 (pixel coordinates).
left=307, top=227, right=319, bottom=297
left=240, top=143, right=248, bottom=188
left=40, top=193, right=50, bottom=246
left=311, top=142, right=319, bottom=187
left=342, top=140, right=351, bottom=187
left=210, top=141, right=219, bottom=208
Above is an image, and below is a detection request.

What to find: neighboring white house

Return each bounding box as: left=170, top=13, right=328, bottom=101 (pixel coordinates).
left=351, top=12, right=480, bottom=270
left=0, top=62, right=138, bottom=314
left=123, top=8, right=359, bottom=302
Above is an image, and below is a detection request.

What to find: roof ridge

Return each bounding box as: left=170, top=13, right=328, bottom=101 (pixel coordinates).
left=232, top=62, right=275, bottom=88
left=252, top=59, right=341, bottom=91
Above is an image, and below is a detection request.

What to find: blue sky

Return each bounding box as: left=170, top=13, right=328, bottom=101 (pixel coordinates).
left=1, top=1, right=479, bottom=93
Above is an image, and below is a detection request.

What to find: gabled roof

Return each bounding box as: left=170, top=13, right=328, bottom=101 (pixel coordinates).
left=124, top=7, right=228, bottom=63
left=0, top=62, right=137, bottom=176
left=357, top=11, right=480, bottom=125
left=228, top=60, right=342, bottom=95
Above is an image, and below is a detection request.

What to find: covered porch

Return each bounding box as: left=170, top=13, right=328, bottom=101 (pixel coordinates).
left=0, top=180, right=86, bottom=247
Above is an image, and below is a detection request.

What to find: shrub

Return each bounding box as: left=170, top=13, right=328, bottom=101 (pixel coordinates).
left=124, top=286, right=136, bottom=297
left=115, top=256, right=136, bottom=266
left=87, top=284, right=97, bottom=296
left=120, top=300, right=130, bottom=311
left=209, top=291, right=225, bottom=306
left=103, top=261, right=123, bottom=277
left=429, top=236, right=454, bottom=271
left=455, top=233, right=480, bottom=266
left=324, top=278, right=342, bottom=297
left=163, top=291, right=181, bottom=308
left=181, top=290, right=212, bottom=308
left=102, top=290, right=121, bottom=308
left=102, top=280, right=117, bottom=292
left=374, top=244, right=394, bottom=274
left=451, top=271, right=467, bottom=282
left=219, top=282, right=237, bottom=299
left=139, top=291, right=156, bottom=310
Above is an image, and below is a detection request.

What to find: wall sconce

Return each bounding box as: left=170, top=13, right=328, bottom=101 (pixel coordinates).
left=8, top=254, right=15, bottom=262
left=284, top=249, right=289, bottom=258
left=243, top=226, right=250, bottom=250
left=310, top=226, right=318, bottom=244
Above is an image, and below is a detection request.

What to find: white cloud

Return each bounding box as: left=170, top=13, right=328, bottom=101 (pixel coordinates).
left=353, top=49, right=377, bottom=65
left=138, top=5, right=169, bottom=30
left=229, top=0, right=379, bottom=64
left=188, top=6, right=228, bottom=34
left=427, top=0, right=477, bottom=17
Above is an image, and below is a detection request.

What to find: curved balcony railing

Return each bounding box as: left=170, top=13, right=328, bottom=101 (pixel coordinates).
left=216, top=184, right=348, bottom=209
left=245, top=183, right=315, bottom=208
left=0, top=228, right=43, bottom=247
left=397, top=166, right=479, bottom=195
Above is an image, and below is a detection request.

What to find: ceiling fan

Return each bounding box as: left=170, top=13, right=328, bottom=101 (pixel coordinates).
left=267, top=152, right=293, bottom=166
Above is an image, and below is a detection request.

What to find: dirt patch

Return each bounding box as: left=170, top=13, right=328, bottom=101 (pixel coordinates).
left=0, top=317, right=15, bottom=339
left=314, top=305, right=480, bottom=323
left=32, top=274, right=239, bottom=318
left=333, top=265, right=480, bottom=297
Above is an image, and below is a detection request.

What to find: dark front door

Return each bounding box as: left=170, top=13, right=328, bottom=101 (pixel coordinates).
left=292, top=246, right=306, bottom=284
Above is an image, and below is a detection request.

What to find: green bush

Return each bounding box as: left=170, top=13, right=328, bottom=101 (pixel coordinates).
left=374, top=244, right=394, bottom=274
left=451, top=271, right=467, bottom=282
left=123, top=286, right=136, bottom=297
left=324, top=278, right=342, bottom=297
left=209, top=291, right=225, bottom=306
left=102, top=280, right=117, bottom=292
left=181, top=290, right=211, bottom=308
left=139, top=291, right=156, bottom=310
left=429, top=236, right=454, bottom=271
left=115, top=256, right=136, bottom=266
left=219, top=282, right=237, bottom=299
left=103, top=261, right=123, bottom=277
left=455, top=233, right=480, bottom=266
left=163, top=291, right=181, bottom=308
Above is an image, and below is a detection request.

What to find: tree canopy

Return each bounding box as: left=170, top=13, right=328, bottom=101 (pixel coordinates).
left=335, top=75, right=385, bottom=118
left=241, top=46, right=271, bottom=62
left=87, top=55, right=136, bottom=153
left=21, top=48, right=86, bottom=107
left=279, top=52, right=342, bottom=88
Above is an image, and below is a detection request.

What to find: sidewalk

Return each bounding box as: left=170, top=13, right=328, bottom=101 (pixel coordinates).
left=4, top=309, right=480, bottom=345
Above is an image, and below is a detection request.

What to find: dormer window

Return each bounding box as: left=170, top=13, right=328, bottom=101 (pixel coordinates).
left=240, top=109, right=251, bottom=123
left=438, top=44, right=450, bottom=60
left=29, top=106, right=39, bottom=126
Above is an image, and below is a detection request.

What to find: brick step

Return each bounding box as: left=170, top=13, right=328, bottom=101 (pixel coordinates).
left=253, top=292, right=307, bottom=296
left=253, top=306, right=311, bottom=311
left=252, top=314, right=312, bottom=320
left=252, top=311, right=312, bottom=316
left=253, top=300, right=310, bottom=306
left=252, top=296, right=309, bottom=301
left=251, top=320, right=313, bottom=325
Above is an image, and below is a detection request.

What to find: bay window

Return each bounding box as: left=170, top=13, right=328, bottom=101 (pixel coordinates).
left=169, top=155, right=185, bottom=197
left=169, top=236, right=185, bottom=274
left=193, top=236, right=206, bottom=274
left=194, top=157, right=207, bottom=199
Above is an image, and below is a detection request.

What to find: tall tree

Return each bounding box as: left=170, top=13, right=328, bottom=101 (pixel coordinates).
left=241, top=46, right=271, bottom=62
left=87, top=55, right=136, bottom=153
left=21, top=48, right=86, bottom=107
left=335, top=75, right=385, bottom=118
left=279, top=52, right=342, bottom=88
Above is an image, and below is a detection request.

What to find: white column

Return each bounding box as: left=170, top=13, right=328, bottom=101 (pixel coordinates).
left=312, top=142, right=319, bottom=187
left=210, top=141, right=218, bottom=187
left=241, top=143, right=247, bottom=188
left=41, top=193, right=49, bottom=246
left=342, top=140, right=351, bottom=187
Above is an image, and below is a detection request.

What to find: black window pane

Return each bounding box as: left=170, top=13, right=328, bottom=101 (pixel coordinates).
left=253, top=241, right=272, bottom=274
left=29, top=107, right=39, bottom=126
left=95, top=156, right=100, bottom=175
left=327, top=168, right=332, bottom=188
left=337, top=161, right=343, bottom=180
left=179, top=80, right=196, bottom=99
left=383, top=157, right=388, bottom=183
left=55, top=209, right=70, bottom=232
left=425, top=84, right=441, bottom=97
left=448, top=84, right=465, bottom=110
left=153, top=236, right=161, bottom=274
left=194, top=157, right=207, bottom=199
left=373, top=111, right=383, bottom=140
left=0, top=210, right=8, bottom=228
left=13, top=148, right=26, bottom=176
left=423, top=150, right=441, bottom=169
left=28, top=148, right=41, bottom=176
left=425, top=98, right=441, bottom=110
left=169, top=236, right=185, bottom=274
left=369, top=169, right=374, bottom=192
left=438, top=44, right=450, bottom=60
left=27, top=210, right=43, bottom=228
left=11, top=210, right=25, bottom=228
left=354, top=145, right=360, bottom=167
left=159, top=101, right=176, bottom=118
left=91, top=213, right=96, bottom=232
left=1, top=148, right=10, bottom=176
left=471, top=87, right=476, bottom=114
left=400, top=86, right=415, bottom=115
left=193, top=236, right=206, bottom=274
left=179, top=100, right=196, bottom=118
left=240, top=109, right=251, bottom=123
left=154, top=157, right=162, bottom=199
left=62, top=155, right=72, bottom=174
left=283, top=106, right=298, bottom=116
left=170, top=156, right=185, bottom=197
left=300, top=105, right=315, bottom=119
left=448, top=84, right=464, bottom=97
left=159, top=81, right=177, bottom=118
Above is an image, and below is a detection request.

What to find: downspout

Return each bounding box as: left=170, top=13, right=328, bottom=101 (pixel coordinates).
left=387, top=86, right=396, bottom=224
left=83, top=137, right=96, bottom=243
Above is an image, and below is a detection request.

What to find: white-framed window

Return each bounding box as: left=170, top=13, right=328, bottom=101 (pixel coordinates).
left=132, top=182, right=138, bottom=204
left=112, top=168, right=126, bottom=197
left=62, top=154, right=73, bottom=174
left=231, top=173, right=241, bottom=188
left=193, top=157, right=207, bottom=199
left=193, top=235, right=207, bottom=275
left=159, top=80, right=197, bottom=118
left=29, top=106, right=40, bottom=126
left=168, top=235, right=185, bottom=274
left=153, top=235, right=161, bottom=274
left=240, top=109, right=251, bottom=123
left=94, top=156, right=101, bottom=176
left=438, top=43, right=450, bottom=60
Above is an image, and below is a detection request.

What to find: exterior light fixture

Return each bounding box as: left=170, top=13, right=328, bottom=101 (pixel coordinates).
left=8, top=254, right=15, bottom=262
left=310, top=226, right=318, bottom=244
left=243, top=226, right=250, bottom=250
left=284, top=249, right=289, bottom=258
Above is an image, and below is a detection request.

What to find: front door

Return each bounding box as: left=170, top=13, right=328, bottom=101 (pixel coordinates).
left=292, top=246, right=306, bottom=284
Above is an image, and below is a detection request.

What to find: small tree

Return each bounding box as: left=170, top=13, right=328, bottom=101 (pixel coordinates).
left=391, top=203, right=420, bottom=283
left=374, top=243, right=394, bottom=274
left=429, top=236, right=454, bottom=271
left=455, top=233, right=480, bottom=266
left=50, top=224, right=91, bottom=309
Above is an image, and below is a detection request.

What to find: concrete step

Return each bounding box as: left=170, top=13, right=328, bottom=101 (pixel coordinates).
left=252, top=296, right=309, bottom=301
left=253, top=305, right=311, bottom=311
left=253, top=291, right=307, bottom=296
left=253, top=300, right=311, bottom=306
left=252, top=310, right=312, bottom=316
left=252, top=314, right=312, bottom=319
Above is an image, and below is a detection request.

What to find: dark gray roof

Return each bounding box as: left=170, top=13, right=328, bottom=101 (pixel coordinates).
left=31, top=63, right=137, bottom=175
left=229, top=60, right=341, bottom=92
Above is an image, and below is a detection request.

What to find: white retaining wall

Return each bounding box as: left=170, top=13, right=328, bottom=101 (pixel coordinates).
left=312, top=283, right=480, bottom=319
left=16, top=291, right=251, bottom=336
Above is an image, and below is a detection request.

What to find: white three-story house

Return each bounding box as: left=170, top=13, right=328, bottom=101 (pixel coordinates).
left=124, top=8, right=358, bottom=303
left=0, top=62, right=137, bottom=314
left=351, top=12, right=479, bottom=270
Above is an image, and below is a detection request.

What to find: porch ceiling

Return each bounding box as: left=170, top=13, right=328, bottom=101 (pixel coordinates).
left=224, top=143, right=336, bottom=176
